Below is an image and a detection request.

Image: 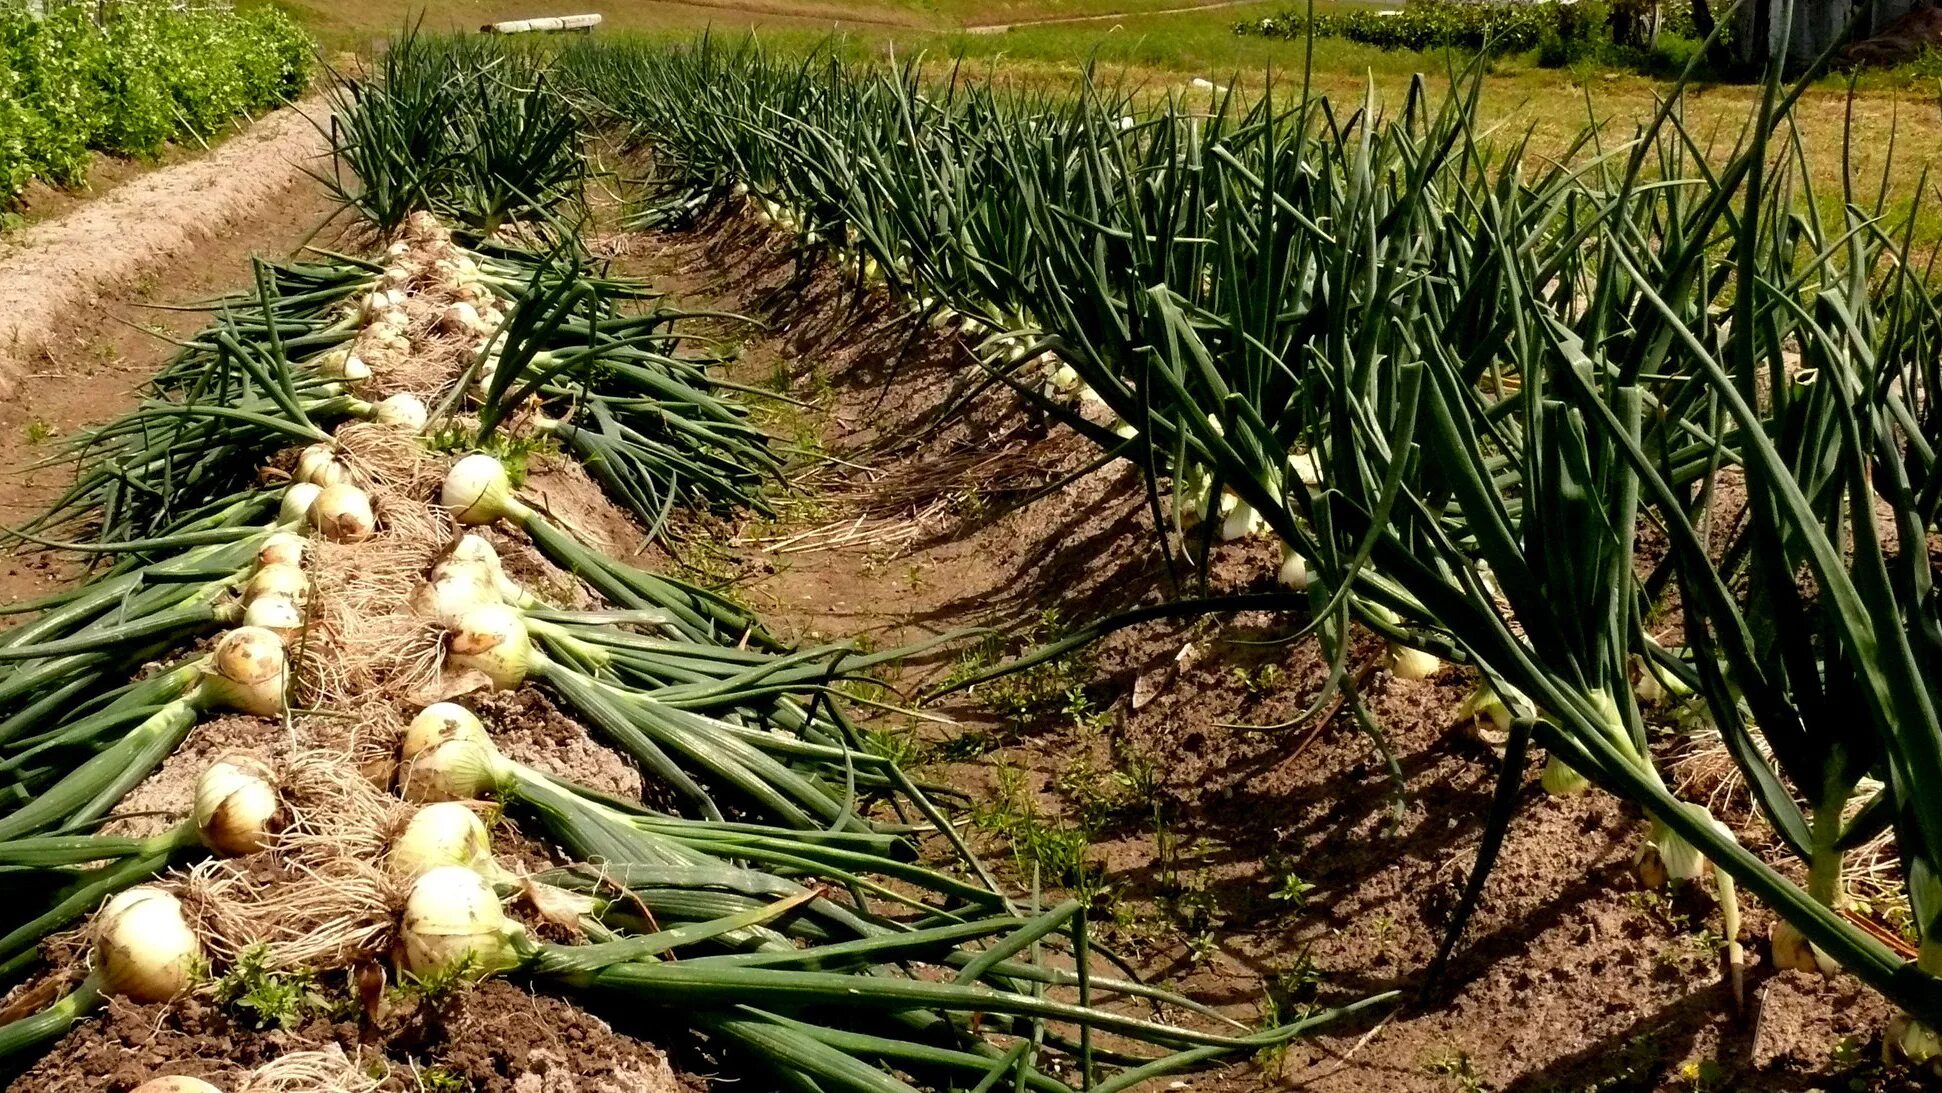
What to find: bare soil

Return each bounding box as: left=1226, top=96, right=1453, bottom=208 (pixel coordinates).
left=8, top=979, right=690, bottom=1093
left=0, top=99, right=336, bottom=397
left=607, top=208, right=1924, bottom=1093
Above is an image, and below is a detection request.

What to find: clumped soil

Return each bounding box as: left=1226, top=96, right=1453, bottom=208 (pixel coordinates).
left=9, top=979, right=690, bottom=1093
left=610, top=207, right=1922, bottom=1092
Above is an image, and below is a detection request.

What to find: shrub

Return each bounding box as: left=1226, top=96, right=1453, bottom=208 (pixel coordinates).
left=0, top=1, right=314, bottom=208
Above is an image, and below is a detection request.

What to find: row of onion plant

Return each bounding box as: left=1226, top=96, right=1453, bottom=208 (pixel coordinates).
left=559, top=28, right=1942, bottom=1057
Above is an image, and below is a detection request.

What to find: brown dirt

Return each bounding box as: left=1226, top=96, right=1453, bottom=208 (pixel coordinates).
left=0, top=160, right=345, bottom=607
left=605, top=209, right=1926, bottom=1093
left=9, top=979, right=690, bottom=1093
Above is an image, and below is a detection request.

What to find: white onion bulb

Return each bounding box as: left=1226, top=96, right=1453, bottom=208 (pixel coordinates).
left=314, top=347, right=370, bottom=383
left=256, top=532, right=305, bottom=569
left=1386, top=644, right=1442, bottom=681
left=244, top=562, right=309, bottom=607
left=390, top=802, right=501, bottom=880
left=374, top=393, right=428, bottom=433
left=193, top=755, right=280, bottom=855
left=1277, top=548, right=1309, bottom=590
left=440, top=301, right=486, bottom=335
left=278, top=483, right=322, bottom=526
left=414, top=562, right=500, bottom=630
left=310, top=484, right=376, bottom=542
left=204, top=627, right=287, bottom=717
left=447, top=603, right=532, bottom=690
left=242, top=594, right=304, bottom=642
left=401, top=702, right=489, bottom=762
left=94, top=887, right=201, bottom=1002
left=399, top=865, right=521, bottom=977
left=132, top=1079, right=224, bottom=1093
left=295, top=445, right=348, bottom=488
left=441, top=455, right=529, bottom=526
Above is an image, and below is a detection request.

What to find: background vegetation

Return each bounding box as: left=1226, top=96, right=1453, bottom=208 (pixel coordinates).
left=0, top=1, right=311, bottom=206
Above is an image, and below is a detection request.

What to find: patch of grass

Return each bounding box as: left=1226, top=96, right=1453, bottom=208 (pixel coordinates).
left=972, top=762, right=1108, bottom=901
left=940, top=608, right=1094, bottom=721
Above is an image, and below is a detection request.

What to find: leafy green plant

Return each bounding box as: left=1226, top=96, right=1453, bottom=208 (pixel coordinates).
left=0, top=1, right=310, bottom=208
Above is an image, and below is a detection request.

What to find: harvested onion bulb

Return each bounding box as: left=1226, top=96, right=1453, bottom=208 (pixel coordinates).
left=203, top=627, right=287, bottom=717
left=94, top=887, right=201, bottom=1002
left=279, top=483, right=322, bottom=526
left=374, top=393, right=428, bottom=433
left=256, top=532, right=305, bottom=569
left=390, top=802, right=504, bottom=882
left=441, top=455, right=529, bottom=526
left=194, top=755, right=280, bottom=855
left=446, top=603, right=533, bottom=690
left=244, top=562, right=309, bottom=607
left=310, top=484, right=376, bottom=542
left=400, top=865, right=521, bottom=978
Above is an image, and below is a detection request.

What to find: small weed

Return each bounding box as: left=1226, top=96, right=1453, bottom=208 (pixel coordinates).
left=1268, top=871, right=1316, bottom=907
left=212, top=946, right=326, bottom=1030
left=861, top=724, right=920, bottom=768
left=415, top=1065, right=467, bottom=1093
left=1675, top=1059, right=1728, bottom=1091
left=393, top=953, right=478, bottom=1009
left=1268, top=948, right=1326, bottom=1007
left=940, top=609, right=1093, bottom=721
left=23, top=419, right=52, bottom=445
left=1425, top=1049, right=1485, bottom=1093
left=972, top=763, right=1107, bottom=902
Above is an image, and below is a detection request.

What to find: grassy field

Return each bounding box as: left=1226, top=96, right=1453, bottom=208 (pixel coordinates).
left=275, top=0, right=1942, bottom=205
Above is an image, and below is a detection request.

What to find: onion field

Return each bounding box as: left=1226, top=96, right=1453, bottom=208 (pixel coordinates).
left=0, top=24, right=1936, bottom=1093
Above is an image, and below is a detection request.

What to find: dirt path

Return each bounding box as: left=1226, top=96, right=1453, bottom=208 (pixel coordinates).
left=0, top=99, right=335, bottom=396
left=611, top=213, right=1918, bottom=1093
left=963, top=0, right=1262, bottom=33
left=0, top=163, right=345, bottom=607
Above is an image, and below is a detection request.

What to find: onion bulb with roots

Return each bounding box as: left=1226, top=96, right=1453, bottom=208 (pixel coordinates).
left=400, top=702, right=489, bottom=761
left=390, top=802, right=509, bottom=882
left=202, top=627, right=287, bottom=717
left=314, top=346, right=371, bottom=383
left=256, top=532, right=305, bottom=569
left=295, top=445, right=346, bottom=488
left=413, top=562, right=500, bottom=630
left=310, top=484, right=376, bottom=542
left=448, top=534, right=527, bottom=604
left=374, top=393, right=429, bottom=433
left=93, top=887, right=201, bottom=1002
left=278, top=483, right=322, bottom=526
left=132, top=1079, right=224, bottom=1093
left=400, top=865, right=522, bottom=978
left=242, top=594, right=304, bottom=642
left=441, top=455, right=531, bottom=526
left=244, top=562, right=309, bottom=607
left=194, top=755, right=280, bottom=855
left=446, top=603, right=533, bottom=690
left=397, top=703, right=510, bottom=803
